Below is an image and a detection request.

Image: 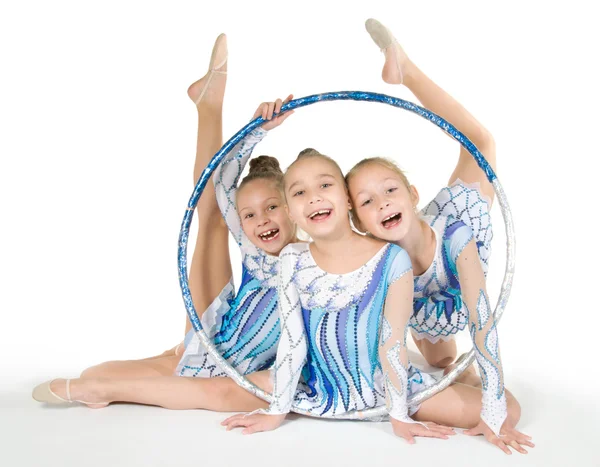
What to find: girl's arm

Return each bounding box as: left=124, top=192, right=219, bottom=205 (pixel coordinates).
left=456, top=240, right=507, bottom=436
left=381, top=249, right=452, bottom=443
left=222, top=246, right=307, bottom=434
left=213, top=127, right=267, bottom=246
left=380, top=271, right=416, bottom=424
left=213, top=95, right=294, bottom=255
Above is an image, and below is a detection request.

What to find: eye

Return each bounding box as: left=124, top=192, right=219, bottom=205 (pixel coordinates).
left=361, top=199, right=372, bottom=207
left=267, top=205, right=278, bottom=211
left=293, top=190, right=304, bottom=197
left=385, top=187, right=398, bottom=194
left=321, top=183, right=332, bottom=189
left=244, top=213, right=254, bottom=219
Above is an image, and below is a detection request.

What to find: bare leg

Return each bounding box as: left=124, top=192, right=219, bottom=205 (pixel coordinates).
left=414, top=383, right=521, bottom=430
left=78, top=35, right=230, bottom=380
left=80, top=355, right=182, bottom=380
left=378, top=32, right=497, bottom=204
left=442, top=353, right=481, bottom=387
left=412, top=334, right=457, bottom=369
left=185, top=33, right=231, bottom=333
left=48, top=370, right=272, bottom=412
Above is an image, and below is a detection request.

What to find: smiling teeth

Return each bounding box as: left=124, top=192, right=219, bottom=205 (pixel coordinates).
left=309, top=210, right=331, bottom=219
left=259, top=229, right=278, bottom=238
left=383, top=213, right=399, bottom=222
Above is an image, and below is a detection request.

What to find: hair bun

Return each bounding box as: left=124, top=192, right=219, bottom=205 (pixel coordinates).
left=248, top=155, right=282, bottom=175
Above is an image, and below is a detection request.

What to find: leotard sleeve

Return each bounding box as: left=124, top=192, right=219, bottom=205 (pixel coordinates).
left=379, top=247, right=418, bottom=423
left=263, top=244, right=308, bottom=415
left=212, top=127, right=268, bottom=261
left=457, top=240, right=508, bottom=436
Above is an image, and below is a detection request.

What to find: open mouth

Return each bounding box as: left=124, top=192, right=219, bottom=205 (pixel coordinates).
left=381, top=212, right=402, bottom=229
left=308, top=209, right=332, bottom=222
left=258, top=229, right=280, bottom=242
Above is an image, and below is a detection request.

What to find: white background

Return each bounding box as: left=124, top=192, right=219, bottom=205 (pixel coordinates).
left=1, top=1, right=599, bottom=466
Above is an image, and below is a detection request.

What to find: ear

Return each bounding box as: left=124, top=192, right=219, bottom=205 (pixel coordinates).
left=409, top=185, right=420, bottom=209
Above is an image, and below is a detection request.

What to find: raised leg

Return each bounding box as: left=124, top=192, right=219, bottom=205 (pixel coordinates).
left=75, top=35, right=232, bottom=381
left=367, top=20, right=497, bottom=204
left=185, top=33, right=232, bottom=334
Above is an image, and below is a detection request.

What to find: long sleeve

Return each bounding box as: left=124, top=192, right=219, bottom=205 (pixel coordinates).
left=457, top=240, right=507, bottom=436
left=380, top=247, right=417, bottom=423
left=212, top=127, right=267, bottom=256
left=264, top=246, right=308, bottom=414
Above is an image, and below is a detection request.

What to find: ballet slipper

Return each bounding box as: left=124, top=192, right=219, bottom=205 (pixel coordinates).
left=194, top=33, right=228, bottom=106
left=365, top=18, right=409, bottom=85
left=32, top=379, right=108, bottom=408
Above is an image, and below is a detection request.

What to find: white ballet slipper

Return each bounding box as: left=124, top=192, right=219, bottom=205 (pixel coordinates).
left=194, top=33, right=228, bottom=106
left=365, top=18, right=408, bottom=84
left=32, top=379, right=108, bottom=407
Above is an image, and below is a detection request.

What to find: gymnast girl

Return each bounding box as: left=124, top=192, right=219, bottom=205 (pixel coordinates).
left=222, top=145, right=528, bottom=453
left=343, top=19, right=533, bottom=452
left=32, top=35, right=297, bottom=411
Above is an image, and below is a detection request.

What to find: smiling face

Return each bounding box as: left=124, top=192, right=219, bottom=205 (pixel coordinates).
left=284, top=156, right=351, bottom=241
left=236, top=178, right=295, bottom=256
left=347, top=162, right=419, bottom=243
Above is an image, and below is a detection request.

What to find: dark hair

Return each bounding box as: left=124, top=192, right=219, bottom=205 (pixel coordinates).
left=237, top=155, right=284, bottom=196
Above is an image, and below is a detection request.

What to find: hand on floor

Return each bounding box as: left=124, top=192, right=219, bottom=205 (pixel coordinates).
left=222, top=412, right=286, bottom=435
left=464, top=418, right=534, bottom=454
left=391, top=419, right=455, bottom=444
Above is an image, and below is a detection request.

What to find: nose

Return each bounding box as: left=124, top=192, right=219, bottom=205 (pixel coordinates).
left=257, top=215, right=270, bottom=227
left=379, top=201, right=390, bottom=210
left=309, top=193, right=323, bottom=204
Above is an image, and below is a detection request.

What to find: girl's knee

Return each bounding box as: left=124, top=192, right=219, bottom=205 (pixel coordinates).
left=430, top=355, right=455, bottom=369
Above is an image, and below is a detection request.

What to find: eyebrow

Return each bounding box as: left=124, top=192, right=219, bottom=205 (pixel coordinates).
left=239, top=197, right=281, bottom=214
left=355, top=178, right=399, bottom=197
left=287, top=174, right=336, bottom=193
left=263, top=197, right=281, bottom=204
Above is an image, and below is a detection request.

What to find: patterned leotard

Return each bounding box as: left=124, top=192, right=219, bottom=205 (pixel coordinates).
left=176, top=128, right=282, bottom=377
left=258, top=242, right=436, bottom=422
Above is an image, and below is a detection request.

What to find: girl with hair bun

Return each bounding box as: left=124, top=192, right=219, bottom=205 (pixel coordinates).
left=32, top=34, right=300, bottom=412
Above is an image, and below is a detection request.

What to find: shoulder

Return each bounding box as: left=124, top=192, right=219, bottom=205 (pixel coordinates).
left=443, top=219, right=474, bottom=260
left=445, top=219, right=473, bottom=241
left=278, top=242, right=309, bottom=268
left=386, top=244, right=412, bottom=284
left=279, top=242, right=308, bottom=256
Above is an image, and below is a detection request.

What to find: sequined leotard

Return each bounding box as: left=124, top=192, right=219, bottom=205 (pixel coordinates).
left=175, top=128, right=282, bottom=377
left=258, top=242, right=436, bottom=422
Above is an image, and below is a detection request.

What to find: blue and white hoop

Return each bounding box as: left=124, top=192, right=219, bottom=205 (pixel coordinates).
left=177, top=91, right=515, bottom=420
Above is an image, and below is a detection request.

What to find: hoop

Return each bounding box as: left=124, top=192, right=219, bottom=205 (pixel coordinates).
left=177, top=91, right=515, bottom=419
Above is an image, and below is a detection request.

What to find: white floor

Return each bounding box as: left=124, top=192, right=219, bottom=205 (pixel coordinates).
left=3, top=364, right=598, bottom=467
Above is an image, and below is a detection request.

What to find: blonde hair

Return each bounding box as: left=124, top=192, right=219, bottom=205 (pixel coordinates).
left=284, top=148, right=345, bottom=193
left=237, top=155, right=284, bottom=198
left=345, top=157, right=411, bottom=190
left=345, top=157, right=412, bottom=234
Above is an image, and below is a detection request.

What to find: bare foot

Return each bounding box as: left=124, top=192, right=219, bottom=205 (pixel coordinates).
left=444, top=360, right=481, bottom=387
left=50, top=378, right=110, bottom=408
left=187, top=33, right=227, bottom=107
